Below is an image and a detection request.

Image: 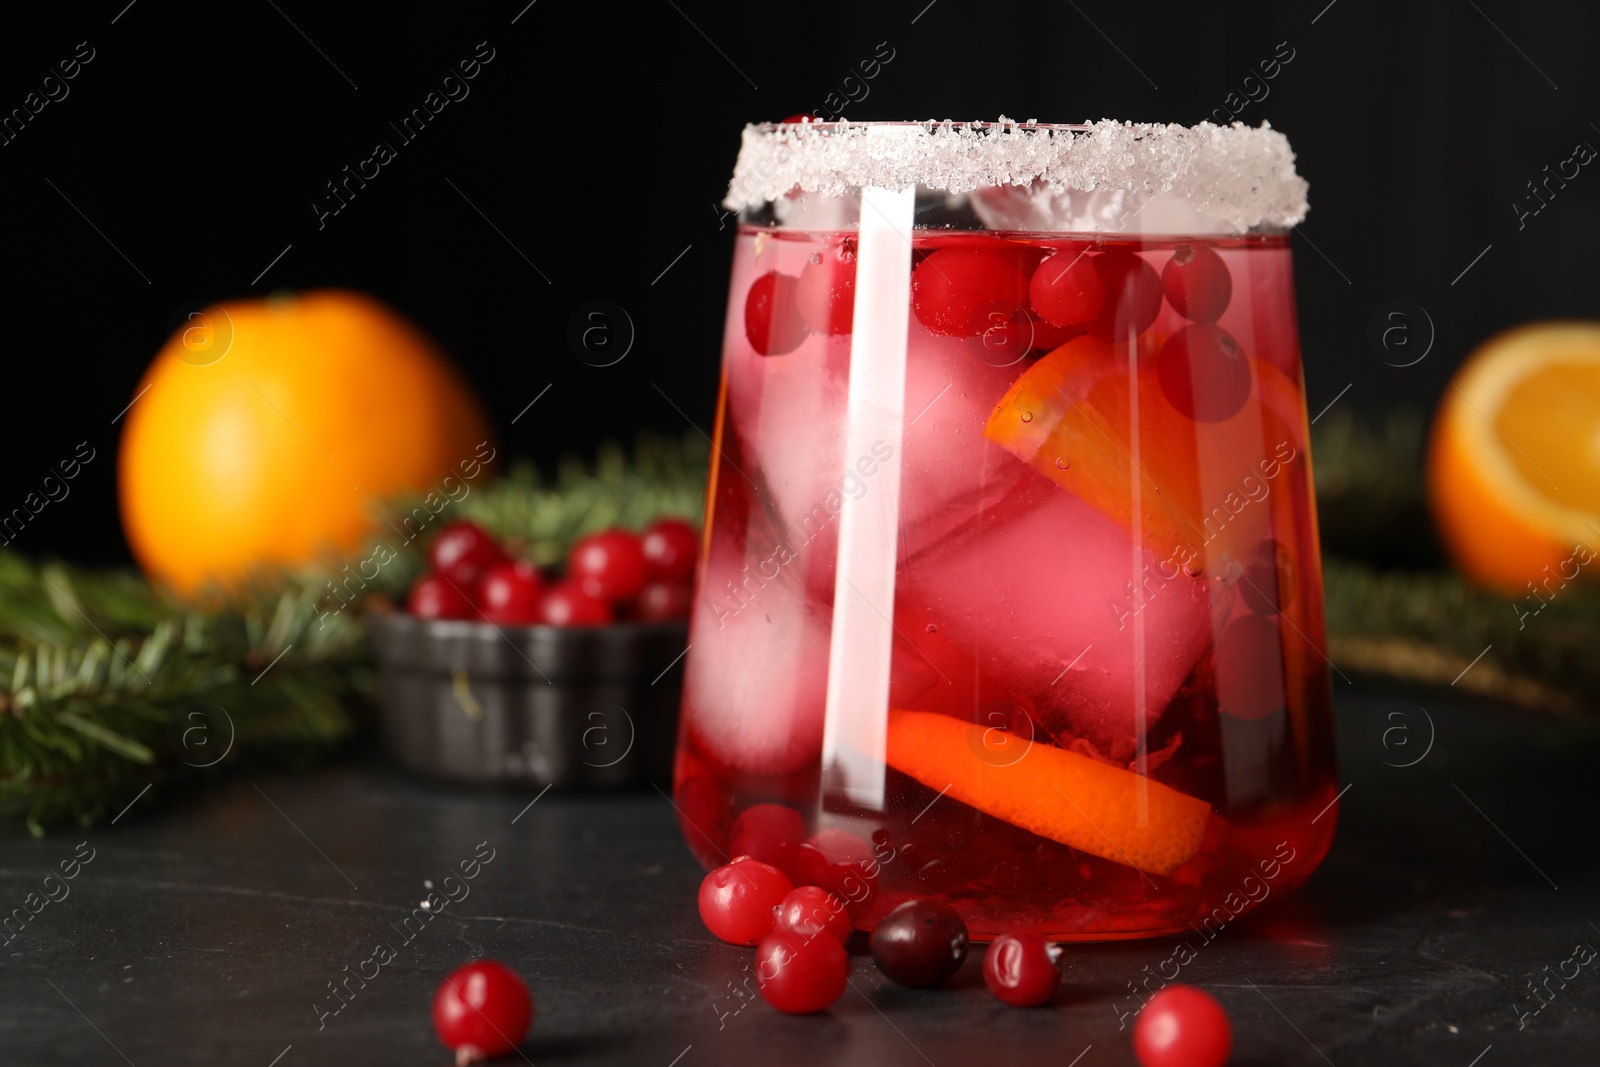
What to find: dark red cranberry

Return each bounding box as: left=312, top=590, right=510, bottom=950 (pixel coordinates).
left=536, top=580, right=613, bottom=626
left=428, top=522, right=506, bottom=587
left=744, top=271, right=810, bottom=356
left=1162, top=244, right=1233, bottom=323
left=912, top=248, right=1031, bottom=337
left=477, top=560, right=543, bottom=624
left=568, top=529, right=649, bottom=602
left=982, top=930, right=1061, bottom=1006
left=728, top=803, right=807, bottom=879
left=698, top=857, right=792, bottom=945
left=796, top=237, right=857, bottom=335
left=755, top=930, right=848, bottom=1013
left=773, top=885, right=851, bottom=944
left=1029, top=250, right=1105, bottom=327
left=869, top=899, right=970, bottom=988
left=408, top=574, right=475, bottom=620
left=431, top=959, right=533, bottom=1064
left=1156, top=324, right=1253, bottom=423
left=640, top=518, right=698, bottom=581
left=1087, top=250, right=1163, bottom=343
left=780, top=113, right=818, bottom=125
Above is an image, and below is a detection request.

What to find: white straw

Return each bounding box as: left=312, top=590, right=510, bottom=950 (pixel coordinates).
left=819, top=181, right=915, bottom=810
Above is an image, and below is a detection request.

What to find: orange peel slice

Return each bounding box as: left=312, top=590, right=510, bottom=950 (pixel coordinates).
left=983, top=334, right=1306, bottom=570
left=885, top=709, right=1212, bottom=876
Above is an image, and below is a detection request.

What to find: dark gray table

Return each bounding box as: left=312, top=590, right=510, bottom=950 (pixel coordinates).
left=3, top=685, right=1597, bottom=1066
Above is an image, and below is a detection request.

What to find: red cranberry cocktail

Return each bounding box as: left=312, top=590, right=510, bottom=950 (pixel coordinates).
left=675, top=120, right=1337, bottom=940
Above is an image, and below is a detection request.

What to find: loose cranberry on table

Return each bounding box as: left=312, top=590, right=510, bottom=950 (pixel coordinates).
left=567, top=529, right=649, bottom=602
left=476, top=560, right=543, bottom=625
left=745, top=270, right=810, bottom=356
left=870, top=899, right=970, bottom=988
left=429, top=521, right=507, bottom=587
left=1087, top=250, right=1164, bottom=343
left=912, top=246, right=1031, bottom=337
left=773, top=886, right=851, bottom=945
left=728, top=803, right=807, bottom=879
left=640, top=518, right=699, bottom=582
left=630, top=579, right=692, bottom=621
left=982, top=930, right=1062, bottom=1006
left=432, top=959, right=533, bottom=1066
left=1132, top=985, right=1233, bottom=1067
left=755, top=930, right=849, bottom=1014
left=536, top=580, right=614, bottom=626
left=408, top=573, right=475, bottom=620
left=698, top=857, right=792, bottom=945
left=1161, top=243, right=1233, bottom=324
left=1156, top=323, right=1253, bottom=423
left=795, top=828, right=879, bottom=910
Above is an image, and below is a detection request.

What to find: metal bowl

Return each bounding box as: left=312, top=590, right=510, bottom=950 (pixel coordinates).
left=371, top=613, right=688, bottom=788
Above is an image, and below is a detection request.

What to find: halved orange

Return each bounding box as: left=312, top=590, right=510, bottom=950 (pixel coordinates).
left=1429, top=322, right=1600, bottom=594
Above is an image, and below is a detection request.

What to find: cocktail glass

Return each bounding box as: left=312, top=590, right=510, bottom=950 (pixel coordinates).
left=674, top=119, right=1337, bottom=940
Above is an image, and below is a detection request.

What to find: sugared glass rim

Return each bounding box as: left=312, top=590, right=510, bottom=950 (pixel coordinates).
left=724, top=117, right=1309, bottom=234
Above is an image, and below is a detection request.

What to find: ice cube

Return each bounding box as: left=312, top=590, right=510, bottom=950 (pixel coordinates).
left=726, top=319, right=1032, bottom=589
left=894, top=478, right=1213, bottom=763
left=682, top=542, right=830, bottom=777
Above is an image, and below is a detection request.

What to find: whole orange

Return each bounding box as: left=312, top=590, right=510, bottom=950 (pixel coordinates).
left=119, top=290, right=492, bottom=594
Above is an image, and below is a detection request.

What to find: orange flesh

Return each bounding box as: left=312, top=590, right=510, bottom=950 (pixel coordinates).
left=1494, top=360, right=1600, bottom=513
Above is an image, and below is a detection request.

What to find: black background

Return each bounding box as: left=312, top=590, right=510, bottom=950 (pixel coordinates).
left=1, top=0, right=1592, bottom=566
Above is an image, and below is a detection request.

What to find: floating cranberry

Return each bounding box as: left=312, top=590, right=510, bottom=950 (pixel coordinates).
left=632, top=579, right=692, bottom=621
left=1241, top=539, right=1296, bottom=616
left=477, top=560, right=543, bottom=625
left=755, top=930, right=848, bottom=1013
left=428, top=522, right=507, bottom=587
left=1214, top=614, right=1287, bottom=720
left=912, top=247, right=1031, bottom=337
left=569, top=529, right=649, bottom=602
left=432, top=959, right=533, bottom=1065
left=773, top=885, right=851, bottom=944
left=408, top=574, right=476, bottom=620
left=1029, top=250, right=1106, bottom=327
left=699, top=857, right=792, bottom=945
left=780, top=113, right=818, bottom=125
left=640, top=518, right=699, bottom=581
left=1156, top=324, right=1253, bottom=423
left=982, top=931, right=1061, bottom=1006
left=1162, top=244, right=1233, bottom=323
left=536, top=580, right=614, bottom=626
left=744, top=271, right=810, bottom=356
left=795, top=828, right=879, bottom=910
left=1132, top=985, right=1233, bottom=1067
left=728, top=803, right=807, bottom=879
left=870, top=899, right=969, bottom=988
left=1087, top=250, right=1164, bottom=343
left=796, top=237, right=857, bottom=335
